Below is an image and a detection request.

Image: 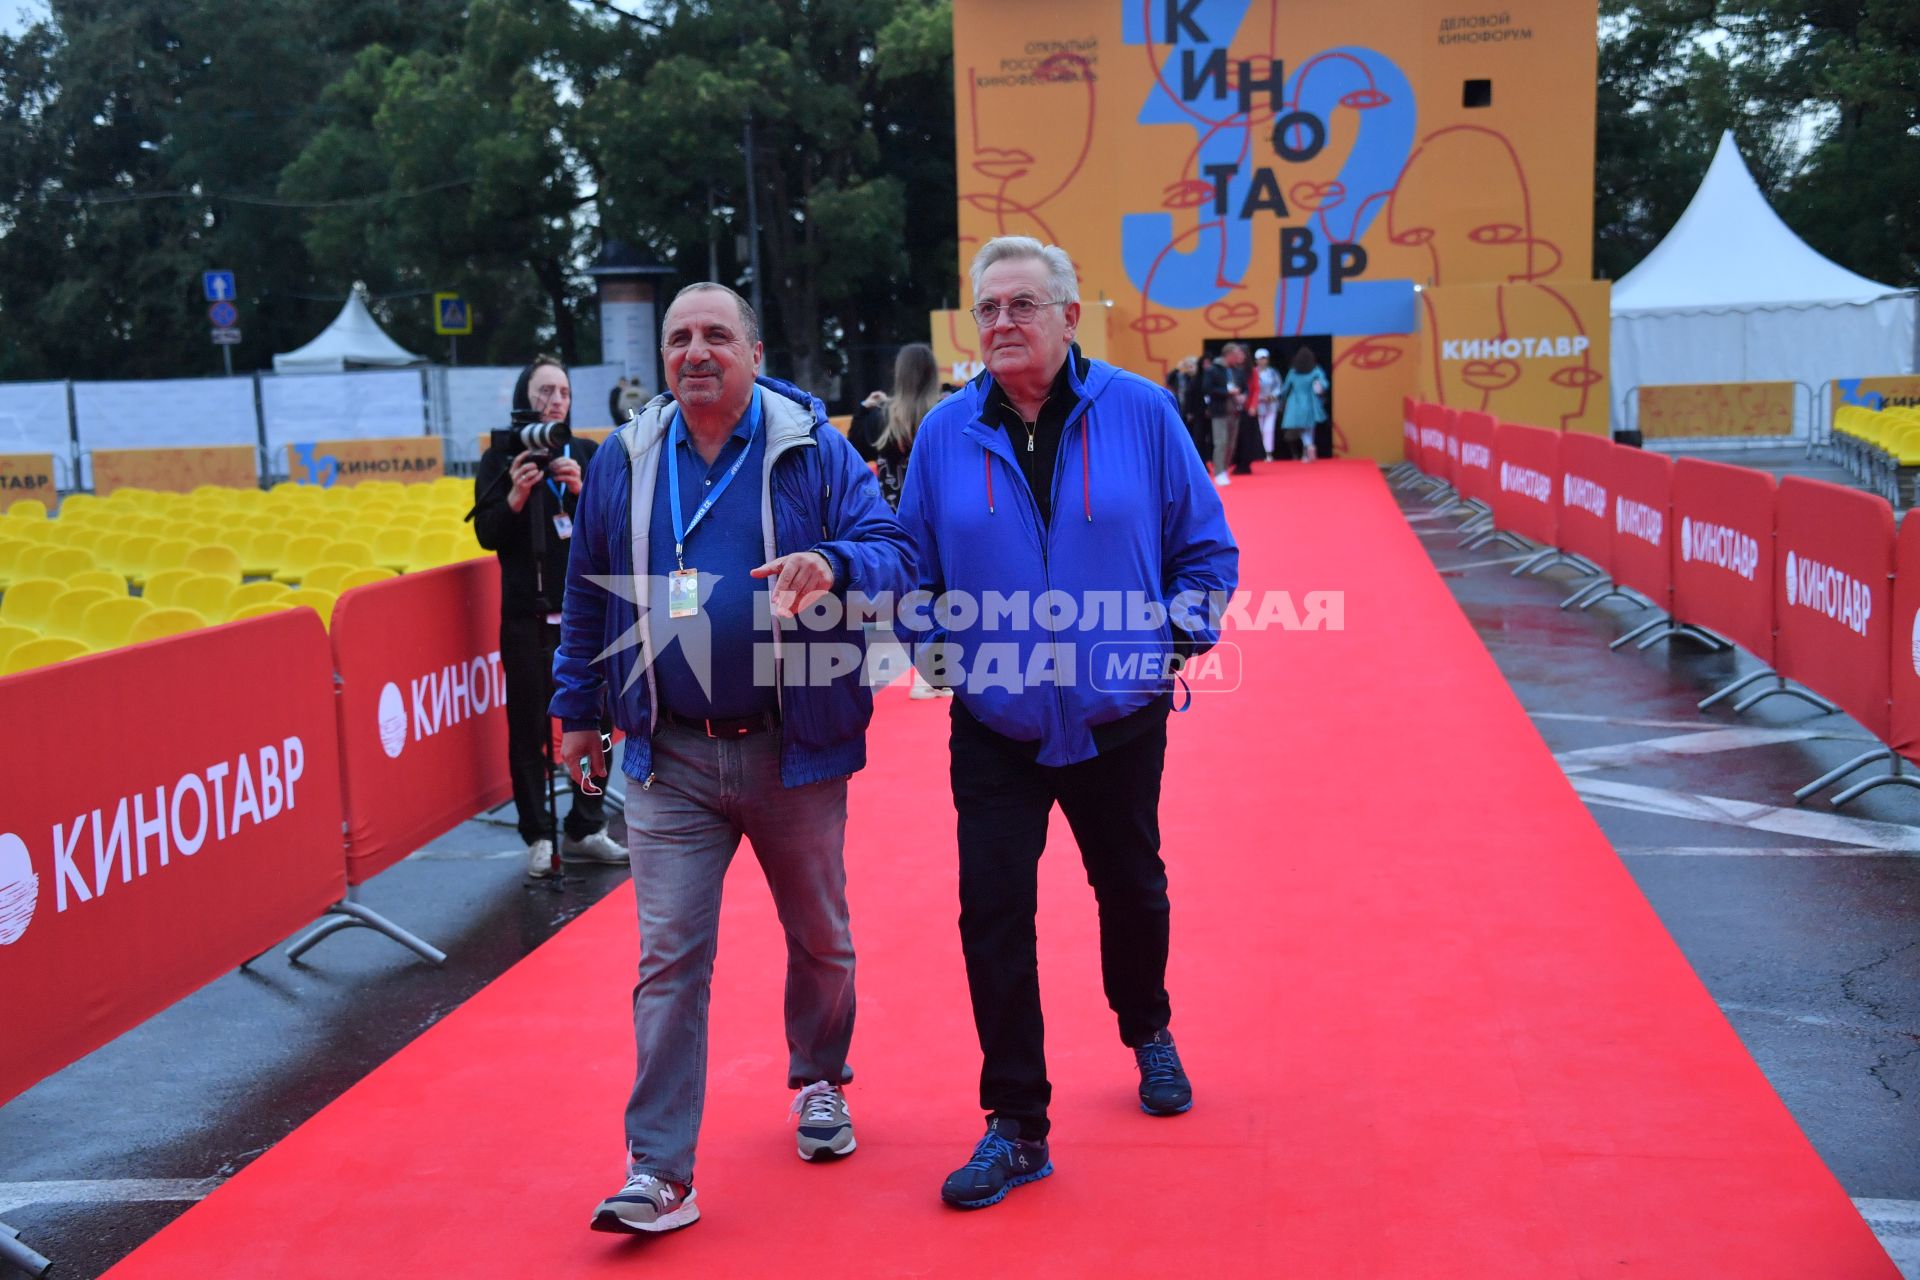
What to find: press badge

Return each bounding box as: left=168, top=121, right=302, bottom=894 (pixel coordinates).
left=552, top=513, right=573, bottom=540
left=668, top=568, right=699, bottom=618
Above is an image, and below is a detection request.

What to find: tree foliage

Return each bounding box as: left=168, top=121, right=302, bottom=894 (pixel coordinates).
left=0, top=0, right=955, bottom=392
left=1597, top=0, right=1919, bottom=288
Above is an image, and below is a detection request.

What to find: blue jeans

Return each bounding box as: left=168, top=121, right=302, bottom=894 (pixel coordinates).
left=621, top=723, right=855, bottom=1183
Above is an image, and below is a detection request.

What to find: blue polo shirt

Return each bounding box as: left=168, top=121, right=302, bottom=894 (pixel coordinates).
left=645, top=388, right=778, bottom=721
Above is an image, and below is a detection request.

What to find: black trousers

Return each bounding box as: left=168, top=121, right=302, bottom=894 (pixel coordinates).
left=500, top=613, right=606, bottom=845
left=949, top=701, right=1172, bottom=1139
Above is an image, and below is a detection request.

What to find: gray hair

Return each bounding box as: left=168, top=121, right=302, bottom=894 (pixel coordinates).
left=664, top=281, right=760, bottom=346
left=969, top=236, right=1079, bottom=305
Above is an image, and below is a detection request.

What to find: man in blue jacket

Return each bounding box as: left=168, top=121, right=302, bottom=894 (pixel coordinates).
left=551, top=283, right=912, bottom=1235
left=896, top=236, right=1238, bottom=1209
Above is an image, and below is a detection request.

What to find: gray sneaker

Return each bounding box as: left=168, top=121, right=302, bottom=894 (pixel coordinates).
left=790, top=1080, right=856, bottom=1161
left=590, top=1169, right=698, bottom=1234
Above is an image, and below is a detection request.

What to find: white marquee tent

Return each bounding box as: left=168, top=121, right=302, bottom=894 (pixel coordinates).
left=1610, top=130, right=1918, bottom=438
left=272, top=288, right=426, bottom=373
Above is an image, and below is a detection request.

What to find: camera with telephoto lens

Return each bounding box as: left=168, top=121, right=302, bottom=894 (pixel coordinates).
left=491, top=409, right=572, bottom=466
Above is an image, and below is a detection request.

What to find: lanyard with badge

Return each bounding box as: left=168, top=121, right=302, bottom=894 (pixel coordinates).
left=666, top=391, right=760, bottom=618
left=546, top=444, right=574, bottom=541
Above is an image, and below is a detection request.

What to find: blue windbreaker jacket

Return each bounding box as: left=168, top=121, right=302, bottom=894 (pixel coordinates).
left=549, top=375, right=914, bottom=788
left=895, top=354, right=1239, bottom=765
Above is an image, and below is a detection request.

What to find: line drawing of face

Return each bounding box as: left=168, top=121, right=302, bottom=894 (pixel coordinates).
left=960, top=51, right=1098, bottom=249
left=1385, top=124, right=1564, bottom=287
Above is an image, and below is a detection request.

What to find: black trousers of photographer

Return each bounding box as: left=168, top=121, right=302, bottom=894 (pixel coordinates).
left=949, top=696, right=1173, bottom=1141
left=500, top=613, right=607, bottom=845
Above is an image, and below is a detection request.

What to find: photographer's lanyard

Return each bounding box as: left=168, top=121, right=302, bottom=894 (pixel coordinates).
left=543, top=443, right=572, bottom=507
left=665, top=389, right=761, bottom=616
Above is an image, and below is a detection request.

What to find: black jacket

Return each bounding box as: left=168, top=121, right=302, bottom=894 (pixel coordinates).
left=474, top=436, right=600, bottom=618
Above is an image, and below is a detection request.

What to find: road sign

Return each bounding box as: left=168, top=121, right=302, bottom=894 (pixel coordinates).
left=434, top=292, right=472, bottom=336
left=202, top=271, right=236, bottom=302
left=209, top=301, right=238, bottom=328
left=210, top=328, right=242, bottom=346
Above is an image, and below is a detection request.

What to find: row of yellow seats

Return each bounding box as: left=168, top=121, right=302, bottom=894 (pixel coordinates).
left=0, top=524, right=479, bottom=591
left=0, top=583, right=340, bottom=677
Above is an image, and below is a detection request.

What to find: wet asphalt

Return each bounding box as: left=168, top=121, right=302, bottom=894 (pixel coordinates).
left=1, top=464, right=1916, bottom=1278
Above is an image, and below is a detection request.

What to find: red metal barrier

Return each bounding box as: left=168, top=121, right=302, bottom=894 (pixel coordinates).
left=1890, top=516, right=1920, bottom=763
left=1492, top=422, right=1560, bottom=546
left=330, top=559, right=513, bottom=885
left=1773, top=478, right=1894, bottom=742
left=1402, top=397, right=1419, bottom=465
left=1417, top=402, right=1448, bottom=479
left=1442, top=407, right=1461, bottom=484
left=0, top=612, right=346, bottom=1106
left=1608, top=447, right=1673, bottom=605
left=1454, top=411, right=1497, bottom=506
left=1670, top=458, right=1777, bottom=662
left=1557, top=433, right=1613, bottom=572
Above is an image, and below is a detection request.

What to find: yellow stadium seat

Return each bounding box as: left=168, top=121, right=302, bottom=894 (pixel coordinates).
left=226, top=580, right=293, bottom=612
left=0, top=539, right=32, bottom=589
left=12, top=544, right=55, bottom=578
left=101, top=533, right=149, bottom=577
left=132, top=537, right=194, bottom=587
left=68, top=568, right=128, bottom=596
left=370, top=526, right=417, bottom=571
left=56, top=493, right=102, bottom=520
left=406, top=531, right=458, bottom=572
left=300, top=563, right=362, bottom=595
left=273, top=535, right=330, bottom=585
left=4, top=498, right=49, bottom=520
left=174, top=574, right=237, bottom=622
left=37, top=547, right=97, bottom=579
left=184, top=544, right=243, bottom=580
left=336, top=566, right=398, bottom=592
left=1, top=577, right=66, bottom=630
left=281, top=587, right=338, bottom=626
left=1, top=635, right=88, bottom=675
left=143, top=567, right=203, bottom=609
left=83, top=596, right=155, bottom=649
left=47, top=586, right=116, bottom=639
left=318, top=540, right=374, bottom=569
left=130, top=607, right=206, bottom=644
left=228, top=600, right=294, bottom=621
left=240, top=530, right=290, bottom=577
left=0, top=621, right=35, bottom=664
left=63, top=527, right=111, bottom=554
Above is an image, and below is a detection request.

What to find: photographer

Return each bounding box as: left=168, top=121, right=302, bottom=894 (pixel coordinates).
left=474, top=355, right=625, bottom=878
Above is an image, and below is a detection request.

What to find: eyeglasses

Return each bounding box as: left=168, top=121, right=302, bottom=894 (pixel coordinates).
left=971, top=296, right=1068, bottom=327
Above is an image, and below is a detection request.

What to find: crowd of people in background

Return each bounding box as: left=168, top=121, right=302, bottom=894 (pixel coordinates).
left=1166, top=343, right=1329, bottom=485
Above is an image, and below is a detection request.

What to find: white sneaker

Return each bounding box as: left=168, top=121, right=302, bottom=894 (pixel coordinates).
left=1213, top=471, right=1232, bottom=487
left=525, top=838, right=557, bottom=879
left=560, top=828, right=627, bottom=865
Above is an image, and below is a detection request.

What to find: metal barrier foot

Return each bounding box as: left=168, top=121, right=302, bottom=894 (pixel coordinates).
left=1559, top=576, right=1609, bottom=609
left=1610, top=615, right=1668, bottom=650
left=1793, top=747, right=1894, bottom=802
left=286, top=885, right=447, bottom=967
left=1832, top=762, right=1920, bottom=807
left=1700, top=668, right=1778, bottom=710
left=0, top=1220, right=53, bottom=1278
left=1731, top=677, right=1841, bottom=717
left=1634, top=623, right=1730, bottom=652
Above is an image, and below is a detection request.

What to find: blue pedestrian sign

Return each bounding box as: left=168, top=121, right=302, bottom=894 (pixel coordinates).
left=209, top=301, right=238, bottom=328
left=434, top=292, right=472, bottom=336
left=202, top=270, right=236, bottom=302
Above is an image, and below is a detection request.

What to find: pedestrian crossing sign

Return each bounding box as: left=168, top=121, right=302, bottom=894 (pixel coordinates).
left=434, top=293, right=472, bottom=336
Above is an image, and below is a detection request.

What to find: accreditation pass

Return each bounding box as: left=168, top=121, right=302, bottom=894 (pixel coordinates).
left=668, top=567, right=699, bottom=618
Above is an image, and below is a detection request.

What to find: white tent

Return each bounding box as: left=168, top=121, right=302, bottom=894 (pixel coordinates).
left=272, top=288, right=427, bottom=373
left=1610, top=130, right=1918, bottom=438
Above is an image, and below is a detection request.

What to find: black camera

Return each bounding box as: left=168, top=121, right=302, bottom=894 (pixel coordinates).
left=491, top=409, right=572, bottom=458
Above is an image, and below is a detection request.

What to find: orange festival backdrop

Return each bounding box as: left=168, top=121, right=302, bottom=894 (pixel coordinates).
left=1832, top=374, right=1920, bottom=420
left=90, top=445, right=259, bottom=496
left=286, top=437, right=445, bottom=487
left=950, top=1, right=1603, bottom=457
left=1638, top=380, right=1796, bottom=440
left=0, top=453, right=57, bottom=511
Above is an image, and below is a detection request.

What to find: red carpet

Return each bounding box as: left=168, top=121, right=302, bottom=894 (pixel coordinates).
left=104, top=462, right=1896, bottom=1278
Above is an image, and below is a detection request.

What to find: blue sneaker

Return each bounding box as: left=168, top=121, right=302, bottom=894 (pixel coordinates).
left=1133, top=1028, right=1193, bottom=1115
left=939, top=1117, right=1052, bottom=1209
